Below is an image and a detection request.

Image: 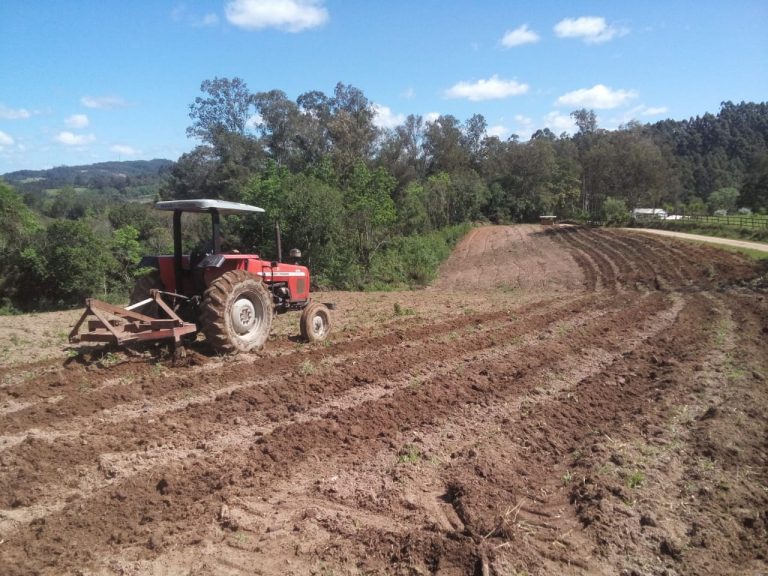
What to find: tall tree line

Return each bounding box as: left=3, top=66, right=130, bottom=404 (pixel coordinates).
left=1, top=77, right=766, bottom=310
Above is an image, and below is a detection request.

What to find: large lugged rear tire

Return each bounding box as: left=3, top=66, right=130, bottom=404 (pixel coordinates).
left=200, top=270, right=273, bottom=354
left=299, top=302, right=332, bottom=343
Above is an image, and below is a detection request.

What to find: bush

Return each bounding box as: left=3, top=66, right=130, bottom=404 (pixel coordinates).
left=368, top=223, right=471, bottom=289
left=603, top=197, right=629, bottom=226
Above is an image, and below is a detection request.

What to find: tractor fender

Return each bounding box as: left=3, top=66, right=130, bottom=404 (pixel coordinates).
left=138, top=256, right=160, bottom=270
left=196, top=254, right=227, bottom=268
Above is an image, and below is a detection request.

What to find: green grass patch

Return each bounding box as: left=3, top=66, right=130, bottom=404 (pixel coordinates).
left=627, top=470, right=645, bottom=489
left=396, top=444, right=422, bottom=464
left=393, top=302, right=416, bottom=317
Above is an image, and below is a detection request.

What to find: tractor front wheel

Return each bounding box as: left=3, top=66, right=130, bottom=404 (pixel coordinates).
left=200, top=270, right=273, bottom=354
left=300, top=302, right=332, bottom=343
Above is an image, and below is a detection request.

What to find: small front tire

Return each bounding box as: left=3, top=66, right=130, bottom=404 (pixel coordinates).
left=300, top=302, right=332, bottom=343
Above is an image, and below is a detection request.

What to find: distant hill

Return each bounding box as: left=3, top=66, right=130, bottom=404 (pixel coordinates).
left=2, top=159, right=175, bottom=195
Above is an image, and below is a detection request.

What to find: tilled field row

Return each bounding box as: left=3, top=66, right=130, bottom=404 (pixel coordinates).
left=0, top=287, right=679, bottom=573
left=0, top=292, right=617, bottom=519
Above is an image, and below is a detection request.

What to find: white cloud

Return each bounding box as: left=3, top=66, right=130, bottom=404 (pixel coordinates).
left=642, top=106, right=668, bottom=116
left=0, top=103, right=32, bottom=120
left=554, top=16, right=627, bottom=44
left=80, top=95, right=128, bottom=109
left=372, top=104, right=405, bottom=129
left=225, top=0, right=328, bottom=32
left=245, top=113, right=264, bottom=130
left=171, top=4, right=219, bottom=28
left=110, top=144, right=140, bottom=156
left=555, top=84, right=638, bottom=109
left=610, top=104, right=669, bottom=127
left=172, top=5, right=219, bottom=27
left=445, top=75, right=529, bottom=101
left=0, top=130, right=15, bottom=147
left=55, top=131, right=96, bottom=146
left=424, top=112, right=441, bottom=123
left=543, top=111, right=577, bottom=134
left=487, top=124, right=511, bottom=139
left=199, top=13, right=219, bottom=26
left=65, top=114, right=90, bottom=128
left=501, top=24, right=540, bottom=47
left=512, top=115, right=534, bottom=139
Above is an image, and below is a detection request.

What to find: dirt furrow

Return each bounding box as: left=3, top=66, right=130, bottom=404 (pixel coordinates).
left=549, top=227, right=617, bottom=291
left=0, top=290, right=676, bottom=574
left=2, top=225, right=766, bottom=576
left=0, top=303, right=623, bottom=540
left=0, top=294, right=606, bottom=513
left=546, top=228, right=599, bottom=291
left=132, top=292, right=689, bottom=576
left=0, top=293, right=579, bottom=453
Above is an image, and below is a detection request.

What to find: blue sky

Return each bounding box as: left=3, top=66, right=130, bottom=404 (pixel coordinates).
left=1, top=0, right=766, bottom=173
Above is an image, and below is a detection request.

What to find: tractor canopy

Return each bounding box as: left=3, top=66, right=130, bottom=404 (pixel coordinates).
left=155, top=199, right=265, bottom=215
left=155, top=199, right=268, bottom=291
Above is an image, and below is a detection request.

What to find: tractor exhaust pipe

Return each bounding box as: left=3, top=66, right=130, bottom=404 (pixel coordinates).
left=275, top=219, right=282, bottom=264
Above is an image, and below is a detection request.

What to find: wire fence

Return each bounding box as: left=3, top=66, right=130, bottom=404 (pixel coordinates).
left=634, top=210, right=768, bottom=230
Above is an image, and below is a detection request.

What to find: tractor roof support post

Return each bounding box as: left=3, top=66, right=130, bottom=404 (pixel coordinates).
left=212, top=209, right=221, bottom=254
left=275, top=219, right=282, bottom=264
left=173, top=210, right=183, bottom=294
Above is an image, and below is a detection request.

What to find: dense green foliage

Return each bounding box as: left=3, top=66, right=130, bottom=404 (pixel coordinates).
left=0, top=77, right=766, bottom=312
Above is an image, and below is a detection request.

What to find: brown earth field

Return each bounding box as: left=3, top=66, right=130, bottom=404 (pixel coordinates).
left=1, top=224, right=767, bottom=576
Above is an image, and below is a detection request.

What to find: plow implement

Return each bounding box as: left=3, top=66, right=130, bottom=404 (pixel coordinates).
left=69, top=290, right=197, bottom=347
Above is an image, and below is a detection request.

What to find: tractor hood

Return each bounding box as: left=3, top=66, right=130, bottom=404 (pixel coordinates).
left=155, top=199, right=265, bottom=215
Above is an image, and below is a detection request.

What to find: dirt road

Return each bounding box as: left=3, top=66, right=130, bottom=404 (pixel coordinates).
left=1, top=225, right=766, bottom=575
left=625, top=227, right=768, bottom=253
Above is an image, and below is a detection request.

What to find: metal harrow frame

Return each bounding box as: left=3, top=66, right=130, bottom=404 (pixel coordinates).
left=68, top=290, right=197, bottom=347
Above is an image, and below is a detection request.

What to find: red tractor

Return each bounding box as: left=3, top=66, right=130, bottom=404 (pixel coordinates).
left=69, top=199, right=332, bottom=354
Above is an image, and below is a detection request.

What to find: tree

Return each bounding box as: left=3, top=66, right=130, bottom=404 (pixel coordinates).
left=20, top=220, right=116, bottom=307
left=423, top=115, right=470, bottom=175
left=0, top=183, right=40, bottom=256
left=376, top=114, right=426, bottom=187
left=179, top=77, right=265, bottom=199
left=252, top=89, right=308, bottom=169
left=0, top=183, right=42, bottom=308
left=328, top=83, right=379, bottom=181
left=571, top=108, right=598, bottom=135
left=463, top=114, right=488, bottom=167
left=395, top=181, right=430, bottom=235
left=240, top=163, right=349, bottom=285
left=346, top=162, right=397, bottom=265
left=603, top=197, right=629, bottom=226
left=707, top=187, right=740, bottom=213
left=110, top=225, right=144, bottom=291
left=187, top=77, right=255, bottom=143
left=740, top=153, right=768, bottom=211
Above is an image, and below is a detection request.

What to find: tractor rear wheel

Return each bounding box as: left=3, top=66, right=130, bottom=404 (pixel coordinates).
left=200, top=270, right=273, bottom=354
left=300, top=302, right=332, bottom=342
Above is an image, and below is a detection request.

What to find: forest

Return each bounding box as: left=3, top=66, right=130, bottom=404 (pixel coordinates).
left=1, top=77, right=766, bottom=312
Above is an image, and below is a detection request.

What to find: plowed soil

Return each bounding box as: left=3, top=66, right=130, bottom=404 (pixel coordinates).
left=1, top=225, right=767, bottom=576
